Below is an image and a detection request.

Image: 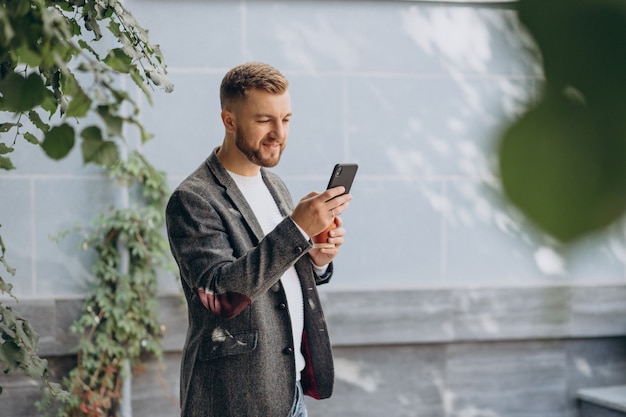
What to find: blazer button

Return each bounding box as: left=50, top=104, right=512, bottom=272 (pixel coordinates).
left=283, top=347, right=294, bottom=354
left=277, top=303, right=287, bottom=310
left=294, top=246, right=303, bottom=254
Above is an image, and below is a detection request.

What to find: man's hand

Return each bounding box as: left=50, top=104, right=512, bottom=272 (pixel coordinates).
left=308, top=216, right=346, bottom=266
left=291, top=186, right=352, bottom=237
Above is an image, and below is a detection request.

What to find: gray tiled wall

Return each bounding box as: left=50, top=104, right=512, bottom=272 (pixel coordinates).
left=2, top=1, right=624, bottom=298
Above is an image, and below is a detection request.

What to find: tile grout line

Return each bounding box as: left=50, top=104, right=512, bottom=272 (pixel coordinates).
left=30, top=177, right=37, bottom=294
left=441, top=180, right=448, bottom=284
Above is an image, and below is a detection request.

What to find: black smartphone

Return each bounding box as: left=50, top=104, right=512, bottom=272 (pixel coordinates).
left=326, top=163, right=358, bottom=197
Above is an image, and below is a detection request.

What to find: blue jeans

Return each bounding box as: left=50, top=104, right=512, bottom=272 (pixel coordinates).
left=288, top=381, right=308, bottom=417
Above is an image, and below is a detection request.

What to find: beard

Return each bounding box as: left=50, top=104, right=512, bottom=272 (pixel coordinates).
left=235, top=125, right=283, bottom=168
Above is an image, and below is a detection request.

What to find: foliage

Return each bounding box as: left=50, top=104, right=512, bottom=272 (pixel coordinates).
left=498, top=0, right=626, bottom=242
left=0, top=0, right=172, bottom=170
left=0, top=227, right=69, bottom=403
left=49, top=151, right=170, bottom=416
left=0, top=0, right=173, bottom=413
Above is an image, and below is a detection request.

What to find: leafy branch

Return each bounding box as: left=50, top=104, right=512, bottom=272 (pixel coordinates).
left=1, top=224, right=68, bottom=403
left=0, top=0, right=173, bottom=169
left=51, top=152, right=170, bottom=416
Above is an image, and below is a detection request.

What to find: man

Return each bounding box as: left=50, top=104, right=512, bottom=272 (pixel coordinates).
left=166, top=62, right=352, bottom=417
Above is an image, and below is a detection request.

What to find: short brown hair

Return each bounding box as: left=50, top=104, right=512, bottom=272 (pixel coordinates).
left=220, top=62, right=289, bottom=109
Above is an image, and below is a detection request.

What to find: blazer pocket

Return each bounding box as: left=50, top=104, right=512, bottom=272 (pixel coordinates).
left=199, top=330, right=258, bottom=361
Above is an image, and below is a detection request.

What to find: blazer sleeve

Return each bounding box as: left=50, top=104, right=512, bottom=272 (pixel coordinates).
left=166, top=187, right=311, bottom=319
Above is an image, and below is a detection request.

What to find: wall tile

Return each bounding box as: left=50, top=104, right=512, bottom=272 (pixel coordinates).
left=347, top=76, right=534, bottom=178
left=570, top=286, right=626, bottom=337
left=321, top=289, right=453, bottom=345
left=446, top=340, right=569, bottom=417
left=0, top=178, right=33, bottom=297
left=33, top=178, right=115, bottom=296
left=140, top=72, right=224, bottom=178
left=130, top=0, right=243, bottom=68
left=452, top=287, right=572, bottom=340
left=307, top=345, right=446, bottom=417
left=246, top=2, right=443, bottom=73
left=0, top=370, right=42, bottom=417
left=272, top=74, right=346, bottom=177
left=444, top=179, right=626, bottom=285
left=310, top=178, right=443, bottom=289
left=131, top=352, right=181, bottom=417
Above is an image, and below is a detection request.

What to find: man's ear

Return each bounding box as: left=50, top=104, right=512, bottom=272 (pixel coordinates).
left=221, top=109, right=236, bottom=133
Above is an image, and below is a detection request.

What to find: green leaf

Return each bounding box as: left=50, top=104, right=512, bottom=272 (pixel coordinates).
left=130, top=67, right=152, bottom=105
left=16, top=45, right=41, bottom=67
left=97, top=106, right=123, bottom=137
left=0, top=143, right=13, bottom=154
left=41, top=124, right=75, bottom=160
left=137, top=123, right=153, bottom=144
left=519, top=0, right=626, bottom=113
left=108, top=20, right=121, bottom=37
left=60, top=72, right=80, bottom=96
left=23, top=132, right=39, bottom=145
left=81, top=133, right=119, bottom=167
left=0, top=278, right=14, bottom=295
left=498, top=91, right=626, bottom=242
left=0, top=123, right=18, bottom=133
left=40, top=89, right=58, bottom=114
left=27, top=111, right=49, bottom=133
left=78, top=39, right=99, bottom=59
left=65, top=86, right=92, bottom=118
left=80, top=126, right=103, bottom=142
left=103, top=48, right=132, bottom=73
left=0, top=72, right=46, bottom=112
left=0, top=155, right=15, bottom=170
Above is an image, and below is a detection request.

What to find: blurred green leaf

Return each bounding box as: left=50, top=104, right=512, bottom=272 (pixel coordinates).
left=81, top=126, right=119, bottom=166
left=41, top=124, right=75, bottom=160
left=27, top=111, right=49, bottom=133
left=0, top=156, right=15, bottom=170
left=0, top=143, right=13, bottom=154
left=0, top=123, right=18, bottom=133
left=103, top=48, right=132, bottom=73
left=130, top=67, right=152, bottom=105
left=497, top=0, right=626, bottom=242
left=16, top=45, right=41, bottom=67
left=97, top=106, right=123, bottom=137
left=23, top=132, right=39, bottom=145
left=499, top=91, right=626, bottom=241
left=519, top=0, right=626, bottom=113
left=0, top=72, right=45, bottom=112
left=65, top=86, right=92, bottom=118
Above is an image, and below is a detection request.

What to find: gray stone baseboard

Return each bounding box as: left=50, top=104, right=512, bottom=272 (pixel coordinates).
left=2, top=285, right=626, bottom=417
left=4, top=284, right=626, bottom=357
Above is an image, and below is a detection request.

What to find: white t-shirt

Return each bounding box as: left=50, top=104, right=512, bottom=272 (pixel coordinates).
left=228, top=171, right=306, bottom=379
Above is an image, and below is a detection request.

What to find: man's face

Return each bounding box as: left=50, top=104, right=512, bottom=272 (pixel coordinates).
left=233, top=89, right=292, bottom=168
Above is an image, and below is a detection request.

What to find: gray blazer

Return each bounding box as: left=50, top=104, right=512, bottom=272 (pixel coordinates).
left=166, top=148, right=334, bottom=417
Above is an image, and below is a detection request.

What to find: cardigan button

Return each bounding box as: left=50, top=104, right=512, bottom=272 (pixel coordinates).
left=283, top=347, right=294, bottom=354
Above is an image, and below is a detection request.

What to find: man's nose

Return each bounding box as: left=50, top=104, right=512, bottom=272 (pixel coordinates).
left=271, top=122, right=286, bottom=139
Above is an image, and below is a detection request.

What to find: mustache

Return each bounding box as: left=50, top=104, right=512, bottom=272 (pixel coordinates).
left=264, top=138, right=283, bottom=145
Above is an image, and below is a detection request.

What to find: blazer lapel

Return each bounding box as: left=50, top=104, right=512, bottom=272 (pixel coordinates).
left=205, top=149, right=266, bottom=243
left=261, top=170, right=292, bottom=217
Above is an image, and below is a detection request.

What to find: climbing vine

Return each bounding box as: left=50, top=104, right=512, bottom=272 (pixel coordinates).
left=49, top=151, right=171, bottom=416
